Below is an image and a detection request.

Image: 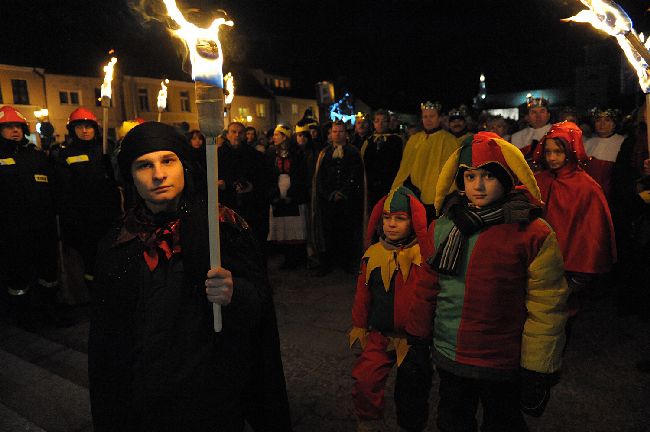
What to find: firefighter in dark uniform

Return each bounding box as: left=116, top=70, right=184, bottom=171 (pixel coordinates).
left=50, top=107, right=121, bottom=287
left=0, top=106, right=59, bottom=328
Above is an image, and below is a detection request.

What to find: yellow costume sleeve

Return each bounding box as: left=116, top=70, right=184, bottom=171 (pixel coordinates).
left=521, top=231, right=570, bottom=373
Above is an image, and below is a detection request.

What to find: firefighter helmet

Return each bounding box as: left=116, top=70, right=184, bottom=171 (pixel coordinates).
left=67, top=107, right=99, bottom=137
left=0, top=105, right=30, bottom=136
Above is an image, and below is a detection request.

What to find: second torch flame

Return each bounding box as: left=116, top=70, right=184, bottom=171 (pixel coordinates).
left=101, top=57, right=118, bottom=99
left=157, top=79, right=170, bottom=112
left=224, top=72, right=235, bottom=105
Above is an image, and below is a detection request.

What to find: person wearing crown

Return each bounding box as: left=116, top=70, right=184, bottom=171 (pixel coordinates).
left=511, top=96, right=552, bottom=166
left=583, top=107, right=625, bottom=202
left=392, top=101, right=460, bottom=220
left=447, top=108, right=473, bottom=146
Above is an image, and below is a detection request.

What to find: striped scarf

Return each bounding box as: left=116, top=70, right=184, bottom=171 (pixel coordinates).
left=430, top=191, right=540, bottom=275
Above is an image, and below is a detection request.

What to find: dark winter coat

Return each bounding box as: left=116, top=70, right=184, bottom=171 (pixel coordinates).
left=50, top=137, right=121, bottom=243
left=0, top=137, right=58, bottom=285
left=88, top=197, right=291, bottom=432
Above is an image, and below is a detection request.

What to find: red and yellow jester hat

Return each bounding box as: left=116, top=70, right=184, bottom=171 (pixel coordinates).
left=365, top=186, right=429, bottom=249
left=434, top=131, right=542, bottom=215
left=532, top=121, right=588, bottom=170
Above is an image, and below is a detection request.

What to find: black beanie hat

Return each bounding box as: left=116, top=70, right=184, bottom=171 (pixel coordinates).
left=118, top=122, right=189, bottom=182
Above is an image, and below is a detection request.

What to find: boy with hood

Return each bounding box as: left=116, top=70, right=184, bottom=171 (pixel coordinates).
left=409, top=132, right=570, bottom=431
left=532, top=121, right=616, bottom=317
left=350, top=186, right=434, bottom=432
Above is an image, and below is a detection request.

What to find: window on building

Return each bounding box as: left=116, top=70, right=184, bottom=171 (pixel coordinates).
left=138, top=88, right=150, bottom=112
left=11, top=79, right=29, bottom=105
left=238, top=107, right=250, bottom=118
left=284, top=80, right=291, bottom=89
left=59, top=90, right=80, bottom=105
left=274, top=79, right=280, bottom=88
left=291, top=103, right=298, bottom=115
left=255, top=103, right=266, bottom=118
left=180, top=91, right=190, bottom=112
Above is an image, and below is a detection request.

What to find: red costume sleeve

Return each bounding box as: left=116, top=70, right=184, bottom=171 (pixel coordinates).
left=405, top=220, right=439, bottom=338
left=352, top=259, right=371, bottom=329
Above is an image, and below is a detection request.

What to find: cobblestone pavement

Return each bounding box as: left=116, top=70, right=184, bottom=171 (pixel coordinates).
left=1, top=256, right=649, bottom=431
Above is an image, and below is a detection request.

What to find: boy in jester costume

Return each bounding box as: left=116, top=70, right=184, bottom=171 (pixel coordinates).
left=407, top=132, right=570, bottom=431
left=350, top=186, right=434, bottom=432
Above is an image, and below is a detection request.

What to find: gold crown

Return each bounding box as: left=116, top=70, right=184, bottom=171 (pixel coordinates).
left=420, top=101, right=442, bottom=111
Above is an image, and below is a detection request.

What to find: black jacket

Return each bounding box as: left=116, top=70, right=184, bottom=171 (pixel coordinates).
left=0, top=137, right=58, bottom=284
left=88, top=197, right=291, bottom=432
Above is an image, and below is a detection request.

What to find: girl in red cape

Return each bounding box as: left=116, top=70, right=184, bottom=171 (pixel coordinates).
left=532, top=121, right=616, bottom=315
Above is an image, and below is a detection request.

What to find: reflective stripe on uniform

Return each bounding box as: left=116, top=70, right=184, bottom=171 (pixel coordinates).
left=66, top=154, right=90, bottom=164
left=0, top=158, right=16, bottom=166
left=8, top=287, right=29, bottom=296
left=34, top=174, right=49, bottom=183
left=37, top=278, right=59, bottom=288
left=84, top=273, right=95, bottom=281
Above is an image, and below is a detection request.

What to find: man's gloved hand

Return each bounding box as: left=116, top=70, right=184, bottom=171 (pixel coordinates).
left=519, top=368, right=555, bottom=417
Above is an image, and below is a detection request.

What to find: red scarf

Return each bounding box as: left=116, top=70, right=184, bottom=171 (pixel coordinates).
left=138, top=219, right=182, bottom=271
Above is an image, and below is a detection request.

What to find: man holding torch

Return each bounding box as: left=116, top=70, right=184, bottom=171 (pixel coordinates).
left=89, top=122, right=290, bottom=431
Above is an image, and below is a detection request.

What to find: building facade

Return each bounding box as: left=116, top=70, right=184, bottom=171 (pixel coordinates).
left=0, top=63, right=317, bottom=144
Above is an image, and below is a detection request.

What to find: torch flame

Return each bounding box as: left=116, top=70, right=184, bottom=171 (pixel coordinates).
left=100, top=57, right=118, bottom=99
left=162, top=0, right=233, bottom=88
left=563, top=0, right=650, bottom=92
left=224, top=72, right=235, bottom=105
left=157, top=79, right=170, bottom=111
left=562, top=0, right=632, bottom=36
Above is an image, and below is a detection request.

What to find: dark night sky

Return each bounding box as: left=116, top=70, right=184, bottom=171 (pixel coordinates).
left=4, top=0, right=649, bottom=112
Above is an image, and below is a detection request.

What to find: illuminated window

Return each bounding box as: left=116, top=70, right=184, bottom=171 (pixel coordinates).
left=238, top=107, right=250, bottom=117
left=274, top=79, right=280, bottom=88
left=291, top=103, right=298, bottom=115
left=11, top=79, right=29, bottom=105
left=138, top=88, right=150, bottom=112
left=255, top=103, right=266, bottom=118
left=180, top=91, right=191, bottom=112
left=59, top=90, right=80, bottom=105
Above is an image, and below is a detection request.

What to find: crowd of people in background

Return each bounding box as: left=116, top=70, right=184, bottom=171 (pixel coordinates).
left=1, top=92, right=650, bottom=431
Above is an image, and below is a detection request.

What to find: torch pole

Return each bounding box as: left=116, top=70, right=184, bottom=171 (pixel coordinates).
left=646, top=93, right=650, bottom=156
left=195, top=80, right=223, bottom=332
left=157, top=109, right=163, bottom=123
left=101, top=96, right=110, bottom=155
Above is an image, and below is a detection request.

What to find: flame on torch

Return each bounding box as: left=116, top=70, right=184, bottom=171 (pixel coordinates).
left=157, top=79, right=170, bottom=111
left=563, top=0, right=650, bottom=92
left=224, top=72, right=235, bottom=105
left=100, top=57, right=118, bottom=99
left=162, top=0, right=233, bottom=87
